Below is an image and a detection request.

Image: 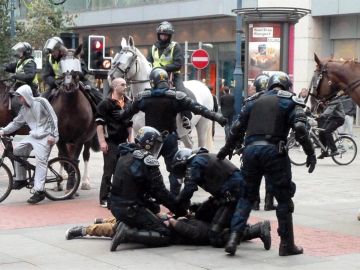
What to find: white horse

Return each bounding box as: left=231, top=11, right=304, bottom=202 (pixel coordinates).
left=108, top=36, right=214, bottom=149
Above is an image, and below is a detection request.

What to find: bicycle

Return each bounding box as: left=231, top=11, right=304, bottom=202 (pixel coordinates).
left=0, top=135, right=81, bottom=202
left=287, top=116, right=357, bottom=166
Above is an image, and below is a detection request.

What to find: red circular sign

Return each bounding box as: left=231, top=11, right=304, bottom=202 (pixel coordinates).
left=191, top=49, right=209, bottom=69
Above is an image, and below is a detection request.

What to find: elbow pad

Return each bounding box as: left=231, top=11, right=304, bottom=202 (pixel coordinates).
left=293, top=122, right=314, bottom=156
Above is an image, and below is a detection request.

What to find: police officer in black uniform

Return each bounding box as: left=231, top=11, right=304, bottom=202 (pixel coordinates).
left=4, top=42, right=39, bottom=97
left=217, top=71, right=316, bottom=256
left=112, top=68, right=227, bottom=195
left=110, top=126, right=187, bottom=251
left=171, top=147, right=271, bottom=249
left=251, top=73, right=276, bottom=211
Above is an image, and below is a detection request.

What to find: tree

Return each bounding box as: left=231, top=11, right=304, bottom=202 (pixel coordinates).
left=0, top=0, right=11, bottom=68
left=16, top=0, right=76, bottom=50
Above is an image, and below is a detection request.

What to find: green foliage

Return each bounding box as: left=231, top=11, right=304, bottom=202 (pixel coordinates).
left=0, top=0, right=11, bottom=68
left=16, top=0, right=76, bottom=50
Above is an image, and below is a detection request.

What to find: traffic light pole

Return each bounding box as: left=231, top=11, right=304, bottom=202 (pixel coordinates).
left=233, top=0, right=244, bottom=115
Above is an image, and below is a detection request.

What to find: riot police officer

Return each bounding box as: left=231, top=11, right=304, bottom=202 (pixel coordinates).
left=110, top=126, right=186, bottom=251
left=217, top=71, right=316, bottom=256
left=172, top=147, right=271, bottom=249
left=4, top=42, right=39, bottom=97
left=148, top=21, right=185, bottom=93
left=251, top=73, right=276, bottom=211
left=112, top=68, right=227, bottom=195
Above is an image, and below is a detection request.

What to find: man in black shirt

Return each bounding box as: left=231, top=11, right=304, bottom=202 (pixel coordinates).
left=95, top=77, right=133, bottom=207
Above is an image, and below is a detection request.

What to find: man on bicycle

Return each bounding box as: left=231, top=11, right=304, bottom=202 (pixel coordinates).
left=0, top=85, right=58, bottom=204
left=317, top=94, right=345, bottom=159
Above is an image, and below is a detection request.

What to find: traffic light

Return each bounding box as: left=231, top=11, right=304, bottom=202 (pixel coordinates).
left=88, top=35, right=112, bottom=71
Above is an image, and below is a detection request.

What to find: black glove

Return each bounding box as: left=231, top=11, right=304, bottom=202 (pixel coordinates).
left=217, top=144, right=233, bottom=160
left=306, top=154, right=316, bottom=173
left=112, top=110, right=124, bottom=121
left=182, top=116, right=191, bottom=129
left=214, top=112, right=227, bottom=127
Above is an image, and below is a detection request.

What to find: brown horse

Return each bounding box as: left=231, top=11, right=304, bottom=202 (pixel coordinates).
left=49, top=49, right=99, bottom=190
left=0, top=79, right=29, bottom=135
left=312, top=53, right=360, bottom=106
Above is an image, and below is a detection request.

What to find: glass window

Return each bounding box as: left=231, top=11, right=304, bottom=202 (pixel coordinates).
left=333, top=39, right=357, bottom=60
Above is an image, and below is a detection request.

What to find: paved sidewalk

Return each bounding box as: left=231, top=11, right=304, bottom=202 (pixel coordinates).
left=0, top=125, right=359, bottom=269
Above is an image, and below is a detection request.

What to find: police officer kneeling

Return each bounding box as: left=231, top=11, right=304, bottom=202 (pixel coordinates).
left=217, top=72, right=316, bottom=256
left=110, top=126, right=187, bottom=251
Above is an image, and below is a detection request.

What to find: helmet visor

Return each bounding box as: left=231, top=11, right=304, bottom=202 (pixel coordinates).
left=151, top=140, right=163, bottom=158
left=11, top=43, right=24, bottom=57
left=44, top=38, right=61, bottom=53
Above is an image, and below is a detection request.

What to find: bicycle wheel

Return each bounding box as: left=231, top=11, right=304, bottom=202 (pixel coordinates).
left=44, top=157, right=81, bottom=201
left=332, top=135, right=357, bottom=165
left=287, top=137, right=307, bottom=166
left=0, top=163, right=13, bottom=203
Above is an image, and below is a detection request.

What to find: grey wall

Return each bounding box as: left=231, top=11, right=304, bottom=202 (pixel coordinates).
left=312, top=0, right=360, bottom=16
left=73, top=0, right=236, bottom=28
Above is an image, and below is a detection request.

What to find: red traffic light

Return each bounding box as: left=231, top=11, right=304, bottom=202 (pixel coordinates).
left=94, top=40, right=103, bottom=51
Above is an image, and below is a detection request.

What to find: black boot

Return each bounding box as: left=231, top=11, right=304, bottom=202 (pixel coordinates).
left=27, top=191, right=45, bottom=204
left=110, top=222, right=129, bottom=252
left=243, top=220, right=271, bottom=250
left=279, top=214, right=303, bottom=256
left=225, top=232, right=242, bottom=256
left=264, top=193, right=277, bottom=211
left=252, top=200, right=260, bottom=211
left=110, top=222, right=170, bottom=252
left=65, top=226, right=86, bottom=240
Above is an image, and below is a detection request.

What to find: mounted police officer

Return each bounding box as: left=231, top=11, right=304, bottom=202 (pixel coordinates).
left=148, top=21, right=184, bottom=93
left=42, top=37, right=66, bottom=97
left=4, top=42, right=39, bottom=97
left=251, top=73, right=276, bottom=211
left=171, top=147, right=271, bottom=249
left=42, top=36, right=102, bottom=107
left=112, top=67, right=227, bottom=195
left=217, top=71, right=316, bottom=256
left=110, top=126, right=187, bottom=251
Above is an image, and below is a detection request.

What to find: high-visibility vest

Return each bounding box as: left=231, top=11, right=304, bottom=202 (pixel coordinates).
left=151, top=41, right=180, bottom=73
left=15, top=58, right=38, bottom=84
left=49, top=54, right=61, bottom=79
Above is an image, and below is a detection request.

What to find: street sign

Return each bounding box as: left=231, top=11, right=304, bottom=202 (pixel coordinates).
left=191, top=49, right=209, bottom=69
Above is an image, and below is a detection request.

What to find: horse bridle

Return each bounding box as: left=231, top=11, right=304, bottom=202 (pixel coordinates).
left=307, top=61, right=360, bottom=103
left=112, top=48, right=150, bottom=85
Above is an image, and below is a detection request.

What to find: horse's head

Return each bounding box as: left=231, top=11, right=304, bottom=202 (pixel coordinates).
left=312, top=53, right=358, bottom=102
left=108, top=37, right=139, bottom=82
left=58, top=47, right=83, bottom=92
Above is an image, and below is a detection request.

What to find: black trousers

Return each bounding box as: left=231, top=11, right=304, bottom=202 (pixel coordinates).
left=99, top=142, right=119, bottom=203
left=318, top=118, right=344, bottom=152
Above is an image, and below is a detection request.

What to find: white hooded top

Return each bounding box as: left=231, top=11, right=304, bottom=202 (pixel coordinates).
left=2, top=85, right=59, bottom=139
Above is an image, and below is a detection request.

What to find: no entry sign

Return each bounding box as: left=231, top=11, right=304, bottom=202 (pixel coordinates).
left=191, top=49, right=209, bottom=69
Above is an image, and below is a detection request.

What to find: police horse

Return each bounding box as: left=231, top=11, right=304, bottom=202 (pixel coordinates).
left=49, top=47, right=99, bottom=190
left=107, top=36, right=214, bottom=149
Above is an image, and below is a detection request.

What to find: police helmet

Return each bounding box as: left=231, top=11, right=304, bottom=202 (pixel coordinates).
left=135, top=126, right=164, bottom=158
left=171, top=148, right=193, bottom=178
left=149, top=67, right=169, bottom=89
left=253, top=73, right=269, bottom=92
left=11, top=42, right=33, bottom=58
left=156, top=21, right=175, bottom=35
left=43, top=36, right=64, bottom=54
left=267, top=71, right=293, bottom=91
